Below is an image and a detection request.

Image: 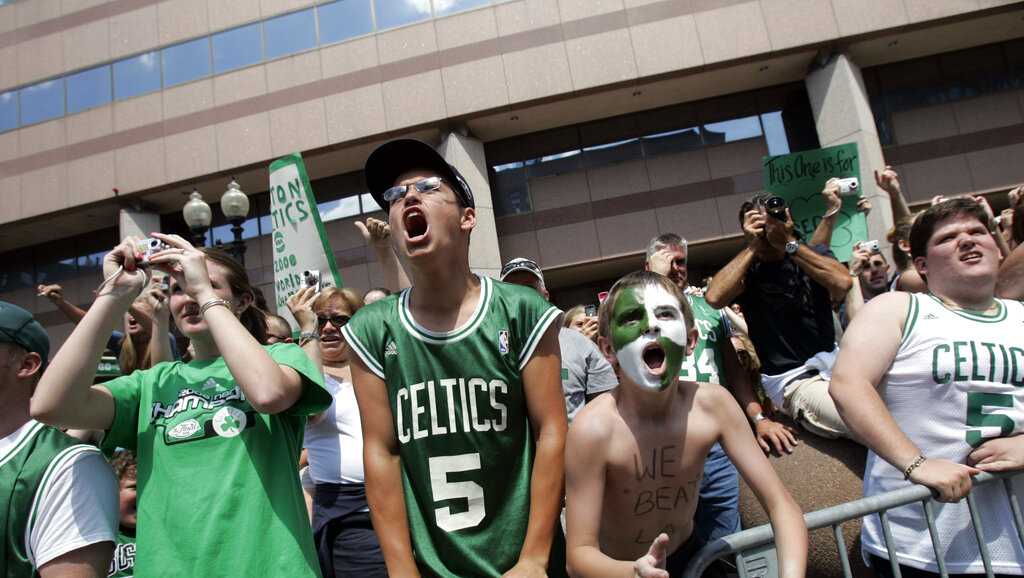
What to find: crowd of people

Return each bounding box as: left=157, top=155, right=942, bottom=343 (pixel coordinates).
left=1, top=137, right=1022, bottom=578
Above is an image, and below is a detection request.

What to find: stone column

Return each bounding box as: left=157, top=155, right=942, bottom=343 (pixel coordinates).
left=118, top=209, right=161, bottom=240
left=805, top=51, right=894, bottom=252
left=439, top=131, right=503, bottom=279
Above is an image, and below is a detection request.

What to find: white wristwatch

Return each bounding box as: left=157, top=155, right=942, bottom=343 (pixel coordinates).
left=784, top=240, right=799, bottom=255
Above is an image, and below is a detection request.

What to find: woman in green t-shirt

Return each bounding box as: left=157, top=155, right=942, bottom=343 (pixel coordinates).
left=32, top=234, right=331, bottom=578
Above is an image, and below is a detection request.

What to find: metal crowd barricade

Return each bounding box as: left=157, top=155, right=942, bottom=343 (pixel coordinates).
left=682, top=471, right=1024, bottom=578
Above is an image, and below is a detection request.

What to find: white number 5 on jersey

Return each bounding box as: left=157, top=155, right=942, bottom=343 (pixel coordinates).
left=429, top=453, right=486, bottom=532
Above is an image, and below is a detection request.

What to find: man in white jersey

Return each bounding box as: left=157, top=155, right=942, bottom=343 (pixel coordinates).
left=830, top=198, right=1024, bottom=576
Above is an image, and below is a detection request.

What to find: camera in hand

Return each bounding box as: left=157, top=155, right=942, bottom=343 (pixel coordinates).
left=137, top=238, right=170, bottom=266
left=764, top=196, right=788, bottom=221
left=862, top=240, right=880, bottom=254
left=302, top=270, right=321, bottom=292
left=836, top=177, right=859, bottom=196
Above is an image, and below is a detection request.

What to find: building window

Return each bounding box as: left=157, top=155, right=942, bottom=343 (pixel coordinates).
left=319, top=196, right=361, bottom=222
left=318, top=0, right=374, bottom=45
left=641, top=127, right=702, bottom=157
left=212, top=23, right=262, bottom=74
left=374, top=0, right=432, bottom=30
left=360, top=193, right=382, bottom=213
left=702, top=115, right=762, bottom=145
left=263, top=8, right=317, bottom=60
left=0, top=91, right=17, bottom=133
left=113, top=51, right=161, bottom=100
left=66, top=66, right=112, bottom=115
left=760, top=111, right=790, bottom=156
left=162, top=37, right=212, bottom=87
left=433, top=0, right=490, bottom=17
left=19, top=80, right=64, bottom=125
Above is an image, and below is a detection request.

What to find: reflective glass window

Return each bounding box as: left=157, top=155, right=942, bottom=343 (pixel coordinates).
left=491, top=165, right=531, bottom=216
left=760, top=112, right=790, bottom=156
left=0, top=91, right=16, bottom=132
left=702, top=115, right=761, bottom=145
left=263, top=9, right=316, bottom=60
left=36, top=258, right=78, bottom=285
left=526, top=149, right=581, bottom=179
left=163, top=37, right=211, bottom=87
left=113, top=52, right=161, bottom=100
left=66, top=65, right=111, bottom=114
left=374, top=0, right=431, bottom=30
left=360, top=193, right=382, bottom=213
left=319, top=196, right=361, bottom=222
left=641, top=127, right=702, bottom=157
left=19, top=80, right=64, bottom=125
left=210, top=218, right=259, bottom=245
left=318, top=0, right=373, bottom=45
left=581, top=138, right=641, bottom=167
left=433, top=0, right=489, bottom=16
left=77, top=250, right=107, bottom=276
left=213, top=24, right=262, bottom=74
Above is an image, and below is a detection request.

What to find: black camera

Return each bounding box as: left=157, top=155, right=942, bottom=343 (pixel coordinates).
left=764, top=196, right=787, bottom=221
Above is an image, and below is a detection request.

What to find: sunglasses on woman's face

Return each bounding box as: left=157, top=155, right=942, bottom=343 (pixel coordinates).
left=382, top=176, right=445, bottom=205
left=316, top=314, right=351, bottom=329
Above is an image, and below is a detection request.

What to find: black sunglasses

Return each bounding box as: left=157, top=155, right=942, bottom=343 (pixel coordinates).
left=316, top=314, right=351, bottom=329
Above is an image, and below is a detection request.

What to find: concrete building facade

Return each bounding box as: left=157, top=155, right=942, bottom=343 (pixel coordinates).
left=1, top=0, right=1022, bottom=346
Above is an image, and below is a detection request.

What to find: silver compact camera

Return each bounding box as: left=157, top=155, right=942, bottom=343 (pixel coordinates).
left=836, top=177, right=859, bottom=196
left=302, top=269, right=321, bottom=292
left=137, top=238, right=169, bottom=265
left=862, top=240, right=880, bottom=254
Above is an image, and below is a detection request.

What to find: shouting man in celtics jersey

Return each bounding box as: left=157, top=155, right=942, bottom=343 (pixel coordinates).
left=343, top=139, right=568, bottom=578
left=831, top=197, right=1024, bottom=576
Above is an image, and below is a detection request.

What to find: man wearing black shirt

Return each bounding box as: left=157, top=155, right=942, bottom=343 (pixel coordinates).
left=707, top=191, right=854, bottom=439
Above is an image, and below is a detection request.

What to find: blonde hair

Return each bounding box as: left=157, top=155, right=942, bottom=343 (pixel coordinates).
left=312, top=287, right=364, bottom=315
left=563, top=305, right=585, bottom=328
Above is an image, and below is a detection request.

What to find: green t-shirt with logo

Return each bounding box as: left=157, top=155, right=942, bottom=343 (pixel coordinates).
left=100, top=343, right=329, bottom=578
left=679, top=293, right=729, bottom=384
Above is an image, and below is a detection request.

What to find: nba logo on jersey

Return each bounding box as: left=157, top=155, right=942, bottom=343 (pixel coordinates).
left=498, top=330, right=510, bottom=354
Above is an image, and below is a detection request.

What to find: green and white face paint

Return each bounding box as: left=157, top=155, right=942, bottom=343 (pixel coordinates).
left=609, top=283, right=688, bottom=391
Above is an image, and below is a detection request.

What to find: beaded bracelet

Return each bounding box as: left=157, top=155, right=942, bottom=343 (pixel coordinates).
left=903, top=455, right=926, bottom=480
left=199, top=298, right=230, bottom=317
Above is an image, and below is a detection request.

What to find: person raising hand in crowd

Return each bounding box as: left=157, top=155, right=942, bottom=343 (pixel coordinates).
left=31, top=234, right=331, bottom=578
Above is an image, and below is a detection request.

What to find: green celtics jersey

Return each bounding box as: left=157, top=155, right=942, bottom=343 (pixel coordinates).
left=679, top=292, right=729, bottom=384
left=100, top=343, right=330, bottom=578
left=341, top=276, right=567, bottom=578
left=1, top=422, right=103, bottom=577
left=108, top=530, right=135, bottom=577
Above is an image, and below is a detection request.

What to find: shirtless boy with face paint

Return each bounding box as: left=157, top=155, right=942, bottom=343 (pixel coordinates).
left=565, top=272, right=808, bottom=578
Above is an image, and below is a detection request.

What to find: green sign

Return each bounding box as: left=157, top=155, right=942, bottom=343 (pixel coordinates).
left=762, top=143, right=867, bottom=262
left=268, top=153, right=343, bottom=330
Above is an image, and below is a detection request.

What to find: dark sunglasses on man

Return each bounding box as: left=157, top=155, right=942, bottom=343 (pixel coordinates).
left=316, top=314, right=351, bottom=330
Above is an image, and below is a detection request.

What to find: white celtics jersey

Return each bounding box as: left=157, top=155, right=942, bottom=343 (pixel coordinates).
left=862, top=293, right=1024, bottom=574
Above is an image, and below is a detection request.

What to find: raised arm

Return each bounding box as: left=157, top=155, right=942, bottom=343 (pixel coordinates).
left=349, top=355, right=420, bottom=577
left=829, top=293, right=979, bottom=502
left=809, top=179, right=842, bottom=247
left=37, top=284, right=87, bottom=325
left=875, top=166, right=912, bottom=223
left=514, top=326, right=568, bottom=575
left=996, top=241, right=1024, bottom=299
left=705, top=210, right=766, bottom=308
left=148, top=233, right=305, bottom=414
left=357, top=218, right=411, bottom=291
left=286, top=285, right=322, bottom=371
left=842, top=244, right=870, bottom=325
left=30, top=240, right=144, bottom=430
left=144, top=286, right=173, bottom=365
left=714, top=385, right=807, bottom=577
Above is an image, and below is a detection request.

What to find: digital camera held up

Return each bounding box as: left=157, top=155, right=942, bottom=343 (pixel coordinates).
left=137, top=238, right=169, bottom=266
left=302, top=269, right=321, bottom=292
left=836, top=177, right=859, bottom=196
left=763, top=196, right=788, bottom=221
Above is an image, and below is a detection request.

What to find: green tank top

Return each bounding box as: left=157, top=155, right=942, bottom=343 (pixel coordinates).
left=108, top=530, right=135, bottom=577
left=342, top=276, right=567, bottom=578
left=679, top=293, right=729, bottom=384
left=1, top=421, right=100, bottom=578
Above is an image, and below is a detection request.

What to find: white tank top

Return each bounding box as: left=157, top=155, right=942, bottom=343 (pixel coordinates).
left=862, top=293, right=1024, bottom=573
left=304, top=373, right=365, bottom=485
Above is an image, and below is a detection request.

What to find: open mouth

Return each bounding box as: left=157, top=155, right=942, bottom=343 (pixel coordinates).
left=642, top=342, right=666, bottom=373
left=320, top=333, right=342, bottom=344
left=961, top=251, right=983, bottom=263
left=403, top=208, right=429, bottom=243
left=181, top=304, right=201, bottom=321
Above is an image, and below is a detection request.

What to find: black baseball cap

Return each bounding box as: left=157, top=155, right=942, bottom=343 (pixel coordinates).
left=0, top=301, right=49, bottom=366
left=500, top=258, right=544, bottom=283
left=364, top=139, right=475, bottom=210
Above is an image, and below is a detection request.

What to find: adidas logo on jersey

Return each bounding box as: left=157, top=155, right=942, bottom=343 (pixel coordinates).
left=922, top=313, right=938, bottom=320
left=384, top=342, right=398, bottom=357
